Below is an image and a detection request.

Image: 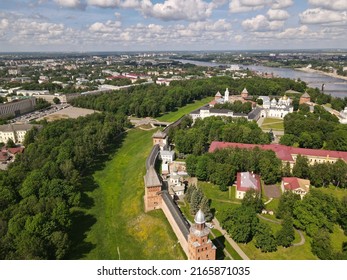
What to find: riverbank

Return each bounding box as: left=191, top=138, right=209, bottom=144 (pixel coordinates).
left=296, top=67, right=347, bottom=82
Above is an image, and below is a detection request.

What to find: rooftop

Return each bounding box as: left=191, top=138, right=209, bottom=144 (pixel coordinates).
left=209, top=141, right=347, bottom=163
left=237, top=172, right=261, bottom=192
left=282, top=177, right=310, bottom=192
left=144, top=165, right=161, bottom=187
left=152, top=130, right=167, bottom=139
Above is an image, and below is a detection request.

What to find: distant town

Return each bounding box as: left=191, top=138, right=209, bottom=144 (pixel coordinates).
left=0, top=50, right=347, bottom=261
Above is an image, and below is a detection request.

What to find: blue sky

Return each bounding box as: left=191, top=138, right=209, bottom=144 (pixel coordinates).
left=0, top=0, right=346, bottom=52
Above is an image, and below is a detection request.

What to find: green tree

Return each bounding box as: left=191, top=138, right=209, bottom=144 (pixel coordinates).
left=221, top=206, right=259, bottom=243
left=331, top=159, right=347, bottom=188
left=292, top=155, right=310, bottom=179
left=6, top=138, right=16, bottom=148
left=190, top=187, right=204, bottom=215
left=241, top=189, right=264, bottom=214
left=276, top=191, right=301, bottom=219
left=282, top=161, right=292, bottom=177
left=276, top=216, right=295, bottom=247
left=311, top=229, right=333, bottom=260
left=255, top=223, right=277, bottom=252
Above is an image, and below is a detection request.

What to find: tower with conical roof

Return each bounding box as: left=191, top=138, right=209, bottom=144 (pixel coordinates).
left=187, top=209, right=216, bottom=260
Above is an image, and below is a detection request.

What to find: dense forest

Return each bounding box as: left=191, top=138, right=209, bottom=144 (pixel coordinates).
left=186, top=147, right=347, bottom=189
left=280, top=105, right=347, bottom=151
left=69, top=76, right=309, bottom=118
left=0, top=112, right=130, bottom=259
left=186, top=147, right=282, bottom=187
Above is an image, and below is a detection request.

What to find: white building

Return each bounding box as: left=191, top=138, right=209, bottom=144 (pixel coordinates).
left=160, top=150, right=175, bottom=163
left=190, top=107, right=247, bottom=122
left=266, top=95, right=293, bottom=119
left=0, top=124, right=39, bottom=144
left=168, top=173, right=185, bottom=197
left=339, top=107, right=347, bottom=124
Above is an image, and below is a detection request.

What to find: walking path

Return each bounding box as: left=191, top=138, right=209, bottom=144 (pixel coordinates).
left=212, top=218, right=250, bottom=260
left=209, top=230, right=234, bottom=260
left=264, top=197, right=273, bottom=205
left=257, top=214, right=306, bottom=246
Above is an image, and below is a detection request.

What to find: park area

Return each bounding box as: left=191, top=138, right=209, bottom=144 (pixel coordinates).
left=261, top=117, right=284, bottom=130
left=68, top=99, right=211, bottom=259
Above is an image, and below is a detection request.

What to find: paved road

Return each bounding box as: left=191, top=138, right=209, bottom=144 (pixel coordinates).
left=212, top=218, right=250, bottom=260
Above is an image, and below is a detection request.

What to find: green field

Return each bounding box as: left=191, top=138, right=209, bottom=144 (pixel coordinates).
left=69, top=129, right=185, bottom=259
left=157, top=97, right=212, bottom=122
left=261, top=117, right=284, bottom=130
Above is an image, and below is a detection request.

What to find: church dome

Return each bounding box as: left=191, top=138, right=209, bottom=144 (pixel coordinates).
left=194, top=209, right=206, bottom=224
left=283, top=95, right=288, bottom=100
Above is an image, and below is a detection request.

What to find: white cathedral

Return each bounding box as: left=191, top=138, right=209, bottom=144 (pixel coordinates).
left=258, top=95, right=293, bottom=119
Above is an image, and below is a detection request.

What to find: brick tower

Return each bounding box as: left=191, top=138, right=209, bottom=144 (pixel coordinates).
left=144, top=165, right=162, bottom=212
left=188, top=210, right=216, bottom=260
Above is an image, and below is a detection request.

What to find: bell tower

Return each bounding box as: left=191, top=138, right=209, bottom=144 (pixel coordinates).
left=188, top=210, right=216, bottom=260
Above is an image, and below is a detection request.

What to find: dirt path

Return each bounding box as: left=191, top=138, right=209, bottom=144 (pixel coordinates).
left=257, top=214, right=306, bottom=246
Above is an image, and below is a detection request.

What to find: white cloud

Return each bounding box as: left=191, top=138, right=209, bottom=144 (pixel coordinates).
left=267, top=9, right=289, bottom=20
left=234, top=34, right=243, bottom=42
left=89, top=20, right=122, bottom=32
left=276, top=25, right=310, bottom=39
left=242, top=15, right=283, bottom=31
left=300, top=8, right=347, bottom=24
left=271, top=0, right=293, bottom=10
left=54, top=0, right=85, bottom=9
left=87, top=0, right=121, bottom=8
left=140, top=0, right=215, bottom=21
left=229, top=0, right=266, bottom=13
left=0, top=19, right=9, bottom=30
left=308, top=0, right=347, bottom=11
left=188, top=19, right=232, bottom=31
left=121, top=0, right=140, bottom=8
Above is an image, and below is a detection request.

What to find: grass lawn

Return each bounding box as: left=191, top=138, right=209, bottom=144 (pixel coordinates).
left=261, top=117, right=284, bottom=130
left=239, top=231, right=317, bottom=260
left=69, top=129, right=185, bottom=260
left=331, top=225, right=347, bottom=252
left=317, top=186, right=347, bottom=201
left=199, top=181, right=239, bottom=202
left=265, top=198, right=280, bottom=213
left=157, top=97, right=212, bottom=122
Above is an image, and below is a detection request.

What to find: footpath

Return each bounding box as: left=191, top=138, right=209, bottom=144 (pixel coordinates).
left=212, top=218, right=250, bottom=260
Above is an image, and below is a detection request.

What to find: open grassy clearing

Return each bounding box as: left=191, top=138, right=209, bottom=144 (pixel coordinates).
left=157, top=97, right=212, bottom=122
left=70, top=129, right=185, bottom=259
left=261, top=117, right=284, bottom=130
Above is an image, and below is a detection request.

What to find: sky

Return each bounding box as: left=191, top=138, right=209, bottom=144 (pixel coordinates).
left=0, top=0, right=346, bottom=52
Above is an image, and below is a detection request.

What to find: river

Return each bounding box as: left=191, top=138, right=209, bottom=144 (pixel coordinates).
left=174, top=59, right=347, bottom=98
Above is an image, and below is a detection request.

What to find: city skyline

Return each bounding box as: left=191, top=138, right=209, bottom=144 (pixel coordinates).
left=0, top=0, right=346, bottom=52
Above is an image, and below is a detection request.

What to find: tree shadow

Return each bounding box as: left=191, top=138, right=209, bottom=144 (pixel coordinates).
left=67, top=210, right=96, bottom=260
left=67, top=132, right=127, bottom=259
left=212, top=235, right=227, bottom=260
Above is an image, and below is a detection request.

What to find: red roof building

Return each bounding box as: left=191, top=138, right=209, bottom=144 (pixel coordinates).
left=236, top=171, right=261, bottom=199
left=281, top=177, right=310, bottom=199
left=209, top=141, right=347, bottom=167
